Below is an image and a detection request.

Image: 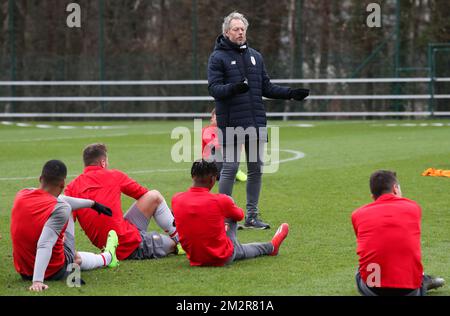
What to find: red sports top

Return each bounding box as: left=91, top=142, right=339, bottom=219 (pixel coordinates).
left=202, top=125, right=220, bottom=159
left=351, top=194, right=423, bottom=289
left=10, top=189, right=67, bottom=278
left=172, top=187, right=244, bottom=266
left=65, top=166, right=148, bottom=260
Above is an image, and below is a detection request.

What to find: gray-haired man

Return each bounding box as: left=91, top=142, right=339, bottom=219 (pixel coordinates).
left=207, top=12, right=309, bottom=229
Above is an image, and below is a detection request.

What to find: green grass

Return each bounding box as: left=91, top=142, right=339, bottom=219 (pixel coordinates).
left=0, top=119, right=449, bottom=296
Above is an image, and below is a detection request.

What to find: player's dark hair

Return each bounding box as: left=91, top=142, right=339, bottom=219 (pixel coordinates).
left=83, top=143, right=107, bottom=166
left=370, top=170, right=398, bottom=199
left=191, top=159, right=218, bottom=180
left=41, top=160, right=67, bottom=185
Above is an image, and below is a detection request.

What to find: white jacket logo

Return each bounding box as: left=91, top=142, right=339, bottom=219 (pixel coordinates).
left=251, top=56, right=256, bottom=66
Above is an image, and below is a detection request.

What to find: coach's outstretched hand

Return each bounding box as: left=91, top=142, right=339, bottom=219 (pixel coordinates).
left=290, top=88, right=310, bottom=101
left=232, top=81, right=250, bottom=95
left=92, top=202, right=113, bottom=216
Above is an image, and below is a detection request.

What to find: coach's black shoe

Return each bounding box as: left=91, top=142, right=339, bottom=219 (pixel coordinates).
left=423, top=275, right=445, bottom=291
left=244, top=214, right=271, bottom=230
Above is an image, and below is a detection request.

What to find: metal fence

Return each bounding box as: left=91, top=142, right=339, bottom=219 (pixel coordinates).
left=1, top=77, right=449, bottom=118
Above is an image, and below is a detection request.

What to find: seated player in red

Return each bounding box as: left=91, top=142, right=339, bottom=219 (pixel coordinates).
left=10, top=160, right=118, bottom=292
left=171, top=159, right=289, bottom=267
left=202, top=108, right=247, bottom=182
left=65, top=143, right=181, bottom=261
left=351, top=170, right=445, bottom=296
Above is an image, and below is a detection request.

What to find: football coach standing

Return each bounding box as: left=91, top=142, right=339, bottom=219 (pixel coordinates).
left=207, top=12, right=309, bottom=229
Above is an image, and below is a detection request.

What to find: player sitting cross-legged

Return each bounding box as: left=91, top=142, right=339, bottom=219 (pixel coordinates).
left=171, top=159, right=289, bottom=267
left=65, top=143, right=181, bottom=261
left=10, top=160, right=119, bottom=292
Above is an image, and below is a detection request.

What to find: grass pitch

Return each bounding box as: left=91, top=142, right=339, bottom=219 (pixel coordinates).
left=0, top=119, right=449, bottom=296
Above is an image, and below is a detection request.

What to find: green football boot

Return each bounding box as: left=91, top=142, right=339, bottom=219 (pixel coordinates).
left=105, top=230, right=119, bottom=268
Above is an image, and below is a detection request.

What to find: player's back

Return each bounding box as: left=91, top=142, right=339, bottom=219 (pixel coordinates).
left=351, top=193, right=423, bottom=289
left=10, top=189, right=66, bottom=277
left=65, top=165, right=144, bottom=260
left=172, top=187, right=239, bottom=266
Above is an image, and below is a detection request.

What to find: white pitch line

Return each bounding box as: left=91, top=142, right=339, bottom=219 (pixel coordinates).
left=57, top=125, right=77, bottom=129
left=3, top=122, right=131, bottom=130
left=0, top=130, right=172, bottom=143
left=268, top=124, right=315, bottom=128
left=0, top=176, right=38, bottom=181
left=0, top=133, right=129, bottom=143
left=295, top=124, right=315, bottom=128
left=276, top=149, right=306, bottom=164
left=36, top=124, right=53, bottom=129
left=126, top=168, right=189, bottom=175
left=0, top=149, right=306, bottom=182
left=372, top=122, right=449, bottom=128
left=83, top=125, right=129, bottom=130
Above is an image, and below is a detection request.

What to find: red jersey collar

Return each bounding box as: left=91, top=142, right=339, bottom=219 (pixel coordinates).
left=83, top=165, right=104, bottom=173
left=375, top=193, right=398, bottom=201
left=188, top=186, right=211, bottom=192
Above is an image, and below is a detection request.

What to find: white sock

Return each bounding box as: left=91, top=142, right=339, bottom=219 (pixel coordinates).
left=154, top=200, right=179, bottom=243
left=78, top=251, right=111, bottom=270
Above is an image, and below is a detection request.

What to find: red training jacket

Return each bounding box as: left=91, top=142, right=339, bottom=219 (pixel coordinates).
left=352, top=193, right=423, bottom=289
left=11, top=189, right=67, bottom=278
left=172, top=187, right=244, bottom=266
left=65, top=166, right=148, bottom=260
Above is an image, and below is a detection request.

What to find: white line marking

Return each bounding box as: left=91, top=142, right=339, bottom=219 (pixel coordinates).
left=294, top=124, right=315, bottom=128
left=277, top=149, right=306, bottom=163
left=268, top=124, right=315, bottom=128
left=0, top=149, right=306, bottom=181
left=126, top=168, right=189, bottom=175
left=372, top=123, right=449, bottom=127
left=36, top=124, right=53, bottom=129
left=0, top=133, right=129, bottom=143
left=57, top=125, right=77, bottom=129
left=2, top=122, right=131, bottom=130
left=0, top=176, right=38, bottom=181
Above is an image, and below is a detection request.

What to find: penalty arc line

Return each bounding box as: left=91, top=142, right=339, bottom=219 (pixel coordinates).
left=0, top=150, right=306, bottom=181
